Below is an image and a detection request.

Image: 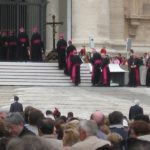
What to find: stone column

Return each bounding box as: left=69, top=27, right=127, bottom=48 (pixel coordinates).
left=59, top=0, right=67, bottom=40
left=109, top=0, right=125, bottom=50
left=72, top=0, right=110, bottom=49
left=46, top=0, right=59, bottom=51
left=67, top=0, right=72, bottom=42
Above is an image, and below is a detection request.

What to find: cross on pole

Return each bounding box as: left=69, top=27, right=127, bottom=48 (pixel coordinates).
left=46, top=15, right=63, bottom=51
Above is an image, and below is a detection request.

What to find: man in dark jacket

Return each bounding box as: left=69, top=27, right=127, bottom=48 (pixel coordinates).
left=5, top=112, right=35, bottom=137
left=129, top=100, right=143, bottom=120
left=10, top=96, right=23, bottom=113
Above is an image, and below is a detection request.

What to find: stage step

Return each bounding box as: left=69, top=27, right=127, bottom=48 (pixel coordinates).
left=80, top=63, right=92, bottom=86
left=0, top=62, right=92, bottom=86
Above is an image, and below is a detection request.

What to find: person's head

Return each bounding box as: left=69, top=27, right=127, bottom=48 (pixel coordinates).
left=90, top=111, right=105, bottom=126
left=19, top=27, right=25, bottom=33
left=107, top=133, right=123, bottom=144
left=6, top=135, right=59, bottom=150
left=37, top=118, right=55, bottom=136
left=14, top=96, right=19, bottom=102
left=59, top=33, right=64, bottom=39
left=101, top=48, right=107, bottom=58
left=63, top=124, right=80, bottom=146
left=101, top=47, right=106, bottom=53
left=28, top=109, right=44, bottom=126
left=32, top=27, right=38, bottom=33
left=67, top=112, right=73, bottom=121
left=64, top=120, right=80, bottom=130
left=80, top=48, right=86, bottom=56
left=100, top=124, right=110, bottom=135
left=134, top=114, right=150, bottom=123
left=46, top=110, right=53, bottom=116
left=24, top=106, right=35, bottom=124
left=92, top=48, right=97, bottom=54
left=108, top=111, right=124, bottom=125
left=79, top=119, right=98, bottom=141
left=53, top=108, right=61, bottom=119
left=130, top=49, right=134, bottom=56
left=129, top=120, right=150, bottom=138
left=134, top=99, right=140, bottom=106
left=73, top=50, right=77, bottom=55
left=59, top=116, right=67, bottom=123
left=68, top=40, right=72, bottom=46
left=5, top=112, right=24, bottom=137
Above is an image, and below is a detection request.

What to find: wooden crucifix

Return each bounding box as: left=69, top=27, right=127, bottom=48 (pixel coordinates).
left=46, top=15, right=63, bottom=51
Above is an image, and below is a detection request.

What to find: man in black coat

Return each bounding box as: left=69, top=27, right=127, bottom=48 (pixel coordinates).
left=71, top=50, right=82, bottom=86
left=10, top=96, right=23, bottom=113
left=129, top=100, right=143, bottom=120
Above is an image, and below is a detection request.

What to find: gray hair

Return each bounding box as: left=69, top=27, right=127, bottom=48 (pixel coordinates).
left=5, top=112, right=24, bottom=125
left=134, top=99, right=140, bottom=105
left=6, top=135, right=62, bottom=150
left=79, top=119, right=98, bottom=136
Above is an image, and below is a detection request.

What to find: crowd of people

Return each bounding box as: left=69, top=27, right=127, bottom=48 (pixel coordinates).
left=0, top=27, right=45, bottom=62
left=56, top=34, right=150, bottom=87
left=0, top=96, right=149, bottom=150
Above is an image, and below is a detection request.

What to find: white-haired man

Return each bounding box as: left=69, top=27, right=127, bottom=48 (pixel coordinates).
left=71, top=120, right=110, bottom=150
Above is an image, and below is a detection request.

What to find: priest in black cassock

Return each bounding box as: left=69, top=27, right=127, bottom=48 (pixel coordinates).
left=146, top=53, right=150, bottom=86
left=90, top=48, right=102, bottom=86
left=0, top=31, right=9, bottom=61
left=71, top=50, right=82, bottom=86
left=65, top=40, right=76, bottom=75
left=17, top=27, right=30, bottom=61
left=31, top=27, right=44, bottom=62
left=0, top=31, right=1, bottom=57
left=8, top=31, right=17, bottom=61
left=100, top=48, right=110, bottom=86
left=56, top=34, right=67, bottom=69
left=128, top=53, right=141, bottom=87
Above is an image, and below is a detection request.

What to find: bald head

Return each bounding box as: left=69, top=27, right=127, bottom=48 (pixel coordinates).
left=90, top=111, right=104, bottom=126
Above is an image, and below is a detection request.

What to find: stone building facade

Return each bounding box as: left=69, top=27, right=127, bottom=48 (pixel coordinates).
left=46, top=0, right=150, bottom=54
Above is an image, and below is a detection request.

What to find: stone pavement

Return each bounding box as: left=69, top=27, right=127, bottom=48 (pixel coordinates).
left=0, top=86, right=150, bottom=119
